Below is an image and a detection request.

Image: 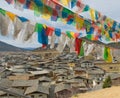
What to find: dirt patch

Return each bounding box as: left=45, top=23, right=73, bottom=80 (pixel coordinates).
left=72, top=86, right=120, bottom=98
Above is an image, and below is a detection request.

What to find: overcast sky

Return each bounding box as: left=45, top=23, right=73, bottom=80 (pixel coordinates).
left=83, top=0, right=120, bottom=22
left=0, top=0, right=120, bottom=48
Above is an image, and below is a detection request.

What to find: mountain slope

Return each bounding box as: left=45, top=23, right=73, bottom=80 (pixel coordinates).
left=0, top=41, right=24, bottom=51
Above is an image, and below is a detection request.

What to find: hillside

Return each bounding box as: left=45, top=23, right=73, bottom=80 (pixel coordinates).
left=0, top=41, right=24, bottom=51
left=72, top=86, right=120, bottom=98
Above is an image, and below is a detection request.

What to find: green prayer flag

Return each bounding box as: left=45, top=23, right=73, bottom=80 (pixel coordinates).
left=104, top=47, right=108, bottom=60
left=35, top=23, right=43, bottom=32
left=86, top=34, right=93, bottom=40
left=82, top=5, right=90, bottom=12
left=66, top=31, right=72, bottom=38
left=0, top=8, right=6, bottom=16
left=34, top=5, right=41, bottom=17
left=103, top=47, right=112, bottom=62
left=79, top=41, right=84, bottom=57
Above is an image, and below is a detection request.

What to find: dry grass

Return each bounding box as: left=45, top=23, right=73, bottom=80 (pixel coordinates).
left=72, top=86, right=120, bottom=98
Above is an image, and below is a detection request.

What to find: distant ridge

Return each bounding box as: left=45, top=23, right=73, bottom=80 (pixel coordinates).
left=34, top=44, right=58, bottom=51
left=0, top=41, right=24, bottom=51
left=34, top=44, right=70, bottom=52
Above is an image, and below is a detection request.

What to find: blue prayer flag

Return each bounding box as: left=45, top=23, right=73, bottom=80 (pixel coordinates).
left=55, top=28, right=61, bottom=37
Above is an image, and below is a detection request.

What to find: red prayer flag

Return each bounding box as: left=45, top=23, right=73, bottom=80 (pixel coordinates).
left=18, top=0, right=25, bottom=4
left=75, top=38, right=82, bottom=55
left=46, top=27, right=54, bottom=36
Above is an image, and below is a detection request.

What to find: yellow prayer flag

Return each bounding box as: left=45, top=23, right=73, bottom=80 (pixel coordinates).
left=106, top=48, right=113, bottom=63
left=90, top=8, right=96, bottom=21
left=6, top=11, right=16, bottom=21
left=61, top=18, right=67, bottom=24
left=42, top=6, right=52, bottom=20
left=70, top=32, right=75, bottom=38
left=75, top=15, right=84, bottom=30
left=43, top=24, right=47, bottom=29
left=105, top=31, right=109, bottom=38
left=42, top=14, right=51, bottom=20
left=61, top=0, right=70, bottom=6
